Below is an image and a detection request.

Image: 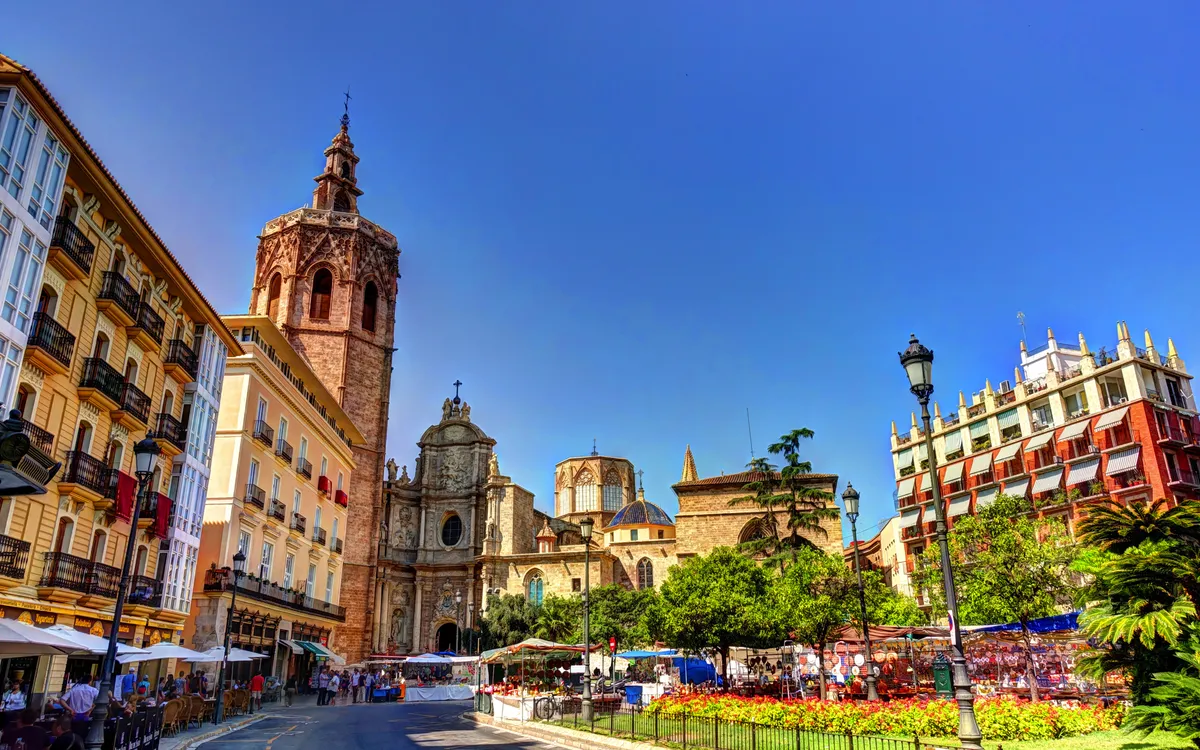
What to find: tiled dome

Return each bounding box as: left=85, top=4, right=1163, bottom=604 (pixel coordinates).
left=607, top=499, right=674, bottom=527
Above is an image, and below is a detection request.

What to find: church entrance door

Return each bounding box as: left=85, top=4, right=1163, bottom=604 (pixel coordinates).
left=435, top=623, right=459, bottom=654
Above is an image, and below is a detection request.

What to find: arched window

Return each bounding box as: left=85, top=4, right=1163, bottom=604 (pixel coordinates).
left=602, top=470, right=622, bottom=511
left=309, top=269, right=332, bottom=320
left=36, top=285, right=57, bottom=318
left=162, top=390, right=174, bottom=417
left=134, top=545, right=149, bottom=576
left=54, top=517, right=74, bottom=554
left=73, top=421, right=94, bottom=454
left=361, top=282, right=378, bottom=333
left=266, top=273, right=282, bottom=320
left=575, top=470, right=596, bottom=512
left=441, top=514, right=463, bottom=547
left=124, top=359, right=138, bottom=384
left=15, top=385, right=35, bottom=420
left=526, top=572, right=545, bottom=606
left=332, top=191, right=351, bottom=213
left=106, top=441, right=124, bottom=472
left=636, top=558, right=654, bottom=590
left=90, top=530, right=107, bottom=563
left=92, top=333, right=110, bottom=361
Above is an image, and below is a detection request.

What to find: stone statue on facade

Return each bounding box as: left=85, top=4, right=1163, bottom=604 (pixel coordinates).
left=441, top=398, right=453, bottom=421
left=400, top=464, right=409, bottom=483
left=461, top=402, right=471, bottom=422
left=386, top=458, right=398, bottom=482
left=488, top=453, right=500, bottom=479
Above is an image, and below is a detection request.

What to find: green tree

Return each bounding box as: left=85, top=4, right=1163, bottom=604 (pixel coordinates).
left=588, top=584, right=657, bottom=649
left=479, top=593, right=537, bottom=650
left=647, top=547, right=775, bottom=680
left=862, top=569, right=928, bottom=626
left=914, top=493, right=1077, bottom=702
left=534, top=594, right=582, bottom=643
left=1123, top=637, right=1200, bottom=748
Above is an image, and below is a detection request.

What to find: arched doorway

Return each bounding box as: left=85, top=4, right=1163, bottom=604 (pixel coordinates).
left=435, top=622, right=459, bottom=654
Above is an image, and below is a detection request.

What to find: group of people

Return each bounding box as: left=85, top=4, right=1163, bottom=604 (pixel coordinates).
left=308, top=667, right=403, bottom=705
left=0, top=711, right=85, bottom=750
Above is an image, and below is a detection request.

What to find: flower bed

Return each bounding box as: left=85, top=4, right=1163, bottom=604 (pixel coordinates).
left=643, top=694, right=1125, bottom=742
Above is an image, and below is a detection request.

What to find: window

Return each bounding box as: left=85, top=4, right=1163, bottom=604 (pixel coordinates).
left=637, top=558, right=654, bottom=589
left=0, top=211, right=12, bottom=258
left=283, top=553, right=294, bottom=588
left=266, top=273, right=282, bottom=319
left=339, top=161, right=351, bottom=179
left=3, top=229, right=47, bottom=333
left=293, top=489, right=302, bottom=514
left=277, top=417, right=288, bottom=442
left=1167, top=377, right=1186, bottom=408
left=332, top=191, right=350, bottom=212
left=270, top=474, right=280, bottom=501
left=527, top=573, right=544, bottom=605
left=309, top=269, right=332, bottom=320
left=54, top=517, right=74, bottom=554
left=557, top=488, right=570, bottom=515
left=0, top=93, right=39, bottom=199
left=337, top=472, right=343, bottom=491
left=331, top=517, right=338, bottom=545
left=256, top=397, right=268, bottom=425
left=248, top=459, right=260, bottom=487
left=299, top=437, right=308, bottom=461
left=314, top=506, right=322, bottom=534
left=325, top=571, right=334, bottom=604
left=15, top=384, right=35, bottom=420
left=0, top=338, right=22, bottom=414
left=630, top=529, right=639, bottom=541
left=237, top=531, right=251, bottom=559
left=602, top=481, right=622, bottom=511
left=571, top=578, right=581, bottom=592
left=1030, top=401, right=1053, bottom=431
left=441, top=515, right=463, bottom=546
left=260, top=541, right=273, bottom=580
left=105, top=441, right=123, bottom=471
left=28, top=132, right=68, bottom=229
left=575, top=472, right=597, bottom=512
left=72, top=420, right=93, bottom=454
left=90, top=530, right=107, bottom=563
left=658, top=530, right=664, bottom=539
left=1064, top=389, right=1089, bottom=419
left=306, top=564, right=316, bottom=598
left=320, top=457, right=328, bottom=478
left=361, top=281, right=378, bottom=332
left=1101, top=376, right=1128, bottom=407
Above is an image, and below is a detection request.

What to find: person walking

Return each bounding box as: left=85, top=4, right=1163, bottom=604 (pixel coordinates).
left=316, top=667, right=330, bottom=706
left=349, top=669, right=360, bottom=703
left=328, top=671, right=340, bottom=706
left=250, top=671, right=265, bottom=711
left=284, top=673, right=297, bottom=707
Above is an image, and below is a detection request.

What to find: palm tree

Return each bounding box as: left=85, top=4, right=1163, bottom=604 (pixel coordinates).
left=1078, top=498, right=1200, bottom=554
left=769, top=429, right=839, bottom=564
left=729, top=458, right=787, bottom=568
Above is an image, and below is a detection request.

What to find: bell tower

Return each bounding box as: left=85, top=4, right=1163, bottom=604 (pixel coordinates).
left=248, top=111, right=400, bottom=663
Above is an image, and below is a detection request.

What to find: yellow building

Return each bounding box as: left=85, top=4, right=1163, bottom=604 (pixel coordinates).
left=0, top=54, right=240, bottom=707
left=185, top=315, right=360, bottom=682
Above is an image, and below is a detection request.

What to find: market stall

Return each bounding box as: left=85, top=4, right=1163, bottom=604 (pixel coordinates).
left=478, top=638, right=605, bottom=721
left=403, top=654, right=473, bottom=701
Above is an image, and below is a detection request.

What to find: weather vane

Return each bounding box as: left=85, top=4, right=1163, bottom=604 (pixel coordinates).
left=341, top=86, right=352, bottom=129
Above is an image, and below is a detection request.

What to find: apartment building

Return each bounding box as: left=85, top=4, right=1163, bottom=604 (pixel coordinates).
left=186, top=315, right=359, bottom=684
left=889, top=323, right=1196, bottom=588
left=0, top=54, right=240, bottom=706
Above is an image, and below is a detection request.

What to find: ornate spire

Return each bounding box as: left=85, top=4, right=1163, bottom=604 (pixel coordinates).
left=681, top=445, right=698, bottom=483
left=1168, top=338, right=1180, bottom=359
left=1013, top=366, right=1023, bottom=384
left=312, top=100, right=364, bottom=214
left=1078, top=332, right=1089, bottom=355
left=1145, top=329, right=1156, bottom=351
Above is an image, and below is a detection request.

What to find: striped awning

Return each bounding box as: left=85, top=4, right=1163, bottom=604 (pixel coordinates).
left=916, top=442, right=929, bottom=462
left=944, top=431, right=963, bottom=455
left=1004, top=477, right=1030, bottom=498
left=296, top=641, right=326, bottom=656
left=942, top=461, right=966, bottom=483
left=969, top=420, right=990, bottom=438
left=897, top=477, right=916, bottom=499
left=277, top=639, right=303, bottom=655
left=970, top=452, right=993, bottom=476
left=997, top=409, right=1021, bottom=430
left=1106, top=446, right=1141, bottom=476
left=975, top=485, right=1000, bottom=509
left=1032, top=467, right=1065, bottom=494
left=1094, top=405, right=1130, bottom=432
left=1024, top=431, right=1055, bottom=451
left=947, top=495, right=973, bottom=517
left=1057, top=420, right=1091, bottom=443
left=994, top=441, right=1023, bottom=463
left=896, top=449, right=913, bottom=470
left=899, top=507, right=922, bottom=529
left=1067, top=458, right=1101, bottom=486
left=919, top=472, right=931, bottom=492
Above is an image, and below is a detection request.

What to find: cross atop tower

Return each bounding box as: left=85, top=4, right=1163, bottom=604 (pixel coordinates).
left=341, top=86, right=352, bottom=130
left=452, top=380, right=463, bottom=404
left=591, top=438, right=598, bottom=457
left=636, top=469, right=644, bottom=490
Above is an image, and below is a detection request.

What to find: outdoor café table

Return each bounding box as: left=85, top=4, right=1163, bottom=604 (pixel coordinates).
left=204, top=698, right=216, bottom=722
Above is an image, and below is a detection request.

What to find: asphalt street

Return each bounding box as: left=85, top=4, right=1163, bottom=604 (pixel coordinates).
left=199, top=699, right=564, bottom=750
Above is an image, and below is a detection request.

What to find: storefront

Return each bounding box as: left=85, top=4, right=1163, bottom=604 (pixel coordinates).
left=227, top=609, right=280, bottom=684
left=277, top=621, right=332, bottom=691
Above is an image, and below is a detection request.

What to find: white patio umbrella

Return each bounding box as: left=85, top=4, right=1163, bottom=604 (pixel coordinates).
left=187, top=646, right=267, bottom=663
left=0, top=618, right=84, bottom=656
left=44, top=625, right=150, bottom=659
left=117, top=641, right=208, bottom=664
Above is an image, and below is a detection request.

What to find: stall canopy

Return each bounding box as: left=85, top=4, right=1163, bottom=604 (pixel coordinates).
left=407, top=653, right=453, bottom=664
left=617, top=650, right=678, bottom=659
left=830, top=625, right=949, bottom=642
left=117, top=642, right=208, bottom=664
left=968, top=611, right=1081, bottom=635
left=480, top=638, right=603, bottom=664
left=0, top=619, right=84, bottom=656
left=674, top=657, right=716, bottom=685
left=188, top=646, right=268, bottom=663
left=44, top=625, right=149, bottom=659
left=295, top=640, right=345, bottom=664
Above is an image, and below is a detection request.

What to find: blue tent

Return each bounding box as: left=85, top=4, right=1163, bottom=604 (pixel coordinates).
left=972, top=611, right=1080, bottom=634
left=617, top=650, right=678, bottom=659
left=674, top=657, right=715, bottom=685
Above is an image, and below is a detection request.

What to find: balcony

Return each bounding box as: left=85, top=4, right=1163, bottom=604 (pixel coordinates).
left=317, top=475, right=332, bottom=495
left=290, top=513, right=307, bottom=536
left=1023, top=378, right=1048, bottom=396
left=1168, top=468, right=1200, bottom=489
left=268, top=499, right=286, bottom=523
left=244, top=483, right=266, bottom=510
left=104, top=470, right=135, bottom=519
left=253, top=420, right=274, bottom=447
left=49, top=216, right=95, bottom=279
left=25, top=312, right=75, bottom=375
left=993, top=390, right=1017, bottom=407
left=154, top=412, right=187, bottom=455
left=38, top=552, right=120, bottom=606
left=78, top=357, right=124, bottom=411
left=113, top=381, right=151, bottom=428
left=128, top=299, right=165, bottom=349
left=0, top=534, right=31, bottom=590
left=895, top=433, right=913, bottom=446
left=96, top=272, right=140, bottom=327
left=297, top=457, right=312, bottom=480
left=126, top=574, right=162, bottom=616
left=1158, top=423, right=1187, bottom=447
left=275, top=438, right=293, bottom=467
left=967, top=403, right=987, bottom=418
left=312, top=527, right=327, bottom=547
left=334, top=489, right=348, bottom=508
left=164, top=339, right=199, bottom=384
left=203, top=566, right=344, bottom=621
left=59, top=452, right=112, bottom=505
left=137, top=493, right=158, bottom=531
left=19, top=419, right=54, bottom=455
left=332, top=538, right=343, bottom=556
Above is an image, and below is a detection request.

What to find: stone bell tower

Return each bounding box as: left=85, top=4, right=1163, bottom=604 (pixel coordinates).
left=248, top=110, right=400, bottom=663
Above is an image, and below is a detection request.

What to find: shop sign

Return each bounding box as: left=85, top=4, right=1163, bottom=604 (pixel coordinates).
left=74, top=616, right=134, bottom=640
left=320, top=635, right=328, bottom=646
left=2, top=607, right=57, bottom=627
left=143, top=628, right=175, bottom=647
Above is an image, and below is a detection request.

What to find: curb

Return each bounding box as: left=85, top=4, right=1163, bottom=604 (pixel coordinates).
left=465, top=712, right=660, bottom=750
left=169, top=715, right=267, bottom=750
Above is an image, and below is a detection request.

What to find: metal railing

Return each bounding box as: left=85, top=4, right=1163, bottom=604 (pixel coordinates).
left=312, top=527, right=327, bottom=547
left=27, top=312, right=75, bottom=368
left=165, top=338, right=199, bottom=380
left=297, top=457, right=312, bottom=479
left=40, top=552, right=121, bottom=598
left=98, top=272, right=140, bottom=321
left=275, top=438, right=293, bottom=465
left=62, top=451, right=112, bottom=494
left=132, top=299, right=165, bottom=344
left=268, top=499, right=286, bottom=522
left=80, top=357, right=125, bottom=405
left=19, top=418, right=54, bottom=454
left=253, top=420, right=274, bottom=446
left=332, top=538, right=343, bottom=555
left=202, top=566, right=345, bottom=620
left=0, top=534, right=30, bottom=580
left=119, top=381, right=152, bottom=424
left=51, top=216, right=96, bottom=273
left=290, top=512, right=307, bottom=535
left=244, top=483, right=266, bottom=510
left=155, top=412, right=187, bottom=450
left=528, top=698, right=924, bottom=750
left=128, top=574, right=161, bottom=606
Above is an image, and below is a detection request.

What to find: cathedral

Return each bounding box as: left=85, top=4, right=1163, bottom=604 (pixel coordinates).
left=247, top=113, right=842, bottom=662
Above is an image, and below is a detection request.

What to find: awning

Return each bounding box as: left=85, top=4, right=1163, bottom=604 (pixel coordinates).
left=947, top=495, right=973, bottom=517
left=994, top=442, right=1023, bottom=463
left=1106, top=446, right=1141, bottom=476
left=897, top=477, right=916, bottom=499
left=277, top=639, right=303, bottom=655
left=899, top=507, right=922, bottom=529
left=975, top=486, right=1000, bottom=508
left=1003, top=477, right=1030, bottom=497
left=895, top=449, right=913, bottom=470
left=942, top=461, right=965, bottom=483
left=944, top=432, right=963, bottom=455
left=969, top=420, right=990, bottom=438
left=1057, top=420, right=1091, bottom=443
left=296, top=641, right=326, bottom=656
left=1066, top=458, right=1101, bottom=486
left=997, top=409, right=1020, bottom=430
left=915, top=442, right=928, bottom=462
left=969, top=452, right=993, bottom=476
left=1032, top=467, right=1064, bottom=494
left=1094, top=405, right=1130, bottom=432
left=1024, top=431, right=1054, bottom=451
left=919, top=472, right=931, bottom=492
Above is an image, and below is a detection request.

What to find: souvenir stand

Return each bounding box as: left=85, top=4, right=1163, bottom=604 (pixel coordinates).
left=404, top=654, right=474, bottom=701
left=478, top=638, right=603, bottom=721
left=614, top=649, right=677, bottom=705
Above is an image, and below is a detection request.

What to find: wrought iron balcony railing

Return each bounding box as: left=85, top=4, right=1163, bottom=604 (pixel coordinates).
left=50, top=217, right=96, bottom=273
left=165, top=339, right=199, bottom=380
left=27, top=312, right=75, bottom=368
left=98, top=272, right=140, bottom=321
left=79, top=357, right=125, bottom=405
left=244, top=484, right=266, bottom=510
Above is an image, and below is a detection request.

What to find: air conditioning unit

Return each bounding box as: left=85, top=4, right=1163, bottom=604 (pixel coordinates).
left=999, top=380, right=1012, bottom=393
left=1088, top=445, right=1100, bottom=455
left=1053, top=456, right=1064, bottom=465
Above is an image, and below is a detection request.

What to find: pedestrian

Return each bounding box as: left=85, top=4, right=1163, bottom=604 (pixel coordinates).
left=174, top=672, right=186, bottom=696
left=365, top=671, right=375, bottom=704
left=327, top=671, right=340, bottom=706
left=55, top=675, right=98, bottom=721
left=250, top=671, right=265, bottom=711
left=350, top=669, right=360, bottom=703
left=118, top=667, right=136, bottom=702
left=317, top=667, right=330, bottom=706
left=284, top=673, right=297, bottom=707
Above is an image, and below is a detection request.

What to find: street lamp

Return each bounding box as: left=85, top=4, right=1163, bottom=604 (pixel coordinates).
left=214, top=549, right=247, bottom=723
left=899, top=334, right=983, bottom=750
left=578, top=516, right=594, bottom=724
left=841, top=483, right=878, bottom=701
left=85, top=433, right=160, bottom=750
left=455, top=590, right=463, bottom=654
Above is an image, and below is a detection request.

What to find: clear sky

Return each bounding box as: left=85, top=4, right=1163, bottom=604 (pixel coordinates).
left=7, top=2, right=1200, bottom=542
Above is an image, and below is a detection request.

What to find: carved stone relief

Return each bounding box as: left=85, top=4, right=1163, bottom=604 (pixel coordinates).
left=436, top=447, right=472, bottom=491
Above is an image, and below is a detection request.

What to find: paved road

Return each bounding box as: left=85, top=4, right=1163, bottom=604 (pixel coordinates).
left=200, top=700, right=563, bottom=750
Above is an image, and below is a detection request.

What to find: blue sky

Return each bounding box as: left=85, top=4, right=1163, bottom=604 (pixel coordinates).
left=8, top=2, right=1200, bottom=542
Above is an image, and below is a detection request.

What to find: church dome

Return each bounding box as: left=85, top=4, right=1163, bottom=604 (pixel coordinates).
left=607, top=498, right=674, bottom=528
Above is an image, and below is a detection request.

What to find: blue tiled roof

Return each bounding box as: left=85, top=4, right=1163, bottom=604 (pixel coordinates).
left=608, top=499, right=674, bottom=527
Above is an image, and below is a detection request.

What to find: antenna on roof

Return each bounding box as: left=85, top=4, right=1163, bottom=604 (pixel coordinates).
left=746, top=408, right=755, bottom=459
left=591, top=438, right=598, bottom=457
left=1017, top=311, right=1028, bottom=348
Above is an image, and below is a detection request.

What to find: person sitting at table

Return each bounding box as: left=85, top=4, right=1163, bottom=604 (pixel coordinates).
left=2, top=679, right=25, bottom=712
left=2, top=708, right=49, bottom=749
left=49, top=715, right=84, bottom=750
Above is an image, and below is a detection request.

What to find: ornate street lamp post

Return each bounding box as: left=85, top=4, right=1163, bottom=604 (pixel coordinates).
left=899, top=334, right=983, bottom=750
left=455, top=590, right=463, bottom=654
left=841, top=483, right=878, bottom=701
left=579, top=516, right=594, bottom=723
left=214, top=549, right=247, bottom=723
left=85, top=433, right=160, bottom=750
